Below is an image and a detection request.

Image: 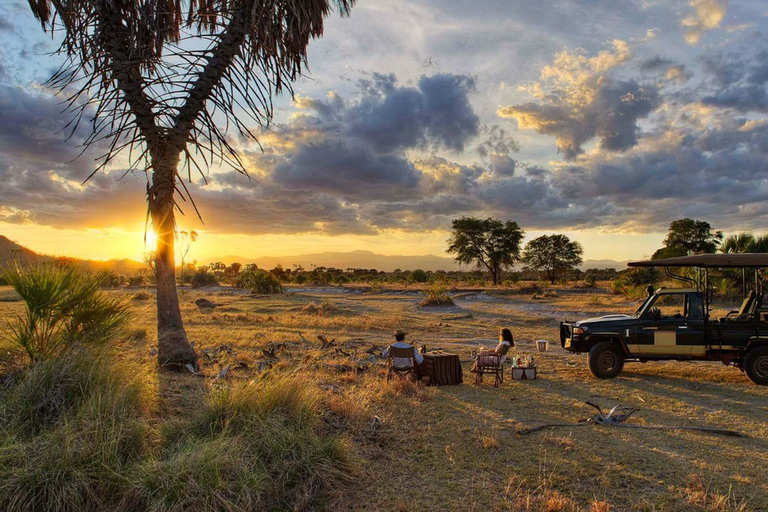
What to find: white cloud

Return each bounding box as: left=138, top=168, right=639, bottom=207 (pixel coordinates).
left=681, top=0, right=727, bottom=45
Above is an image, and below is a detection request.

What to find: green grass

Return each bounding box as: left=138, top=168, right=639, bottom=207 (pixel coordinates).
left=0, top=350, right=353, bottom=512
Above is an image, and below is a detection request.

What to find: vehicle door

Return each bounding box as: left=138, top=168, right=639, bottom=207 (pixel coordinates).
left=636, top=293, right=699, bottom=356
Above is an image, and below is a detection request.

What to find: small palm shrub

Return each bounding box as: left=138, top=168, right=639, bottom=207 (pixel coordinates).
left=234, top=268, right=283, bottom=294
left=2, top=264, right=130, bottom=362
left=419, top=283, right=454, bottom=307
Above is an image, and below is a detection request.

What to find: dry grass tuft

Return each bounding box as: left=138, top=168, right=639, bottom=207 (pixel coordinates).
left=683, top=474, right=750, bottom=512
left=479, top=434, right=499, bottom=449
left=131, top=290, right=152, bottom=301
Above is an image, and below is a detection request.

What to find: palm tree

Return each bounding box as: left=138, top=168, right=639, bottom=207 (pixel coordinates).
left=721, top=233, right=756, bottom=253
left=28, top=0, right=355, bottom=369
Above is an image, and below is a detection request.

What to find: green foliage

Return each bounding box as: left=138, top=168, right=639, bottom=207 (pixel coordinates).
left=410, top=269, right=428, bottom=283
left=419, top=283, right=454, bottom=307
left=610, top=268, right=661, bottom=298
left=190, top=267, right=219, bottom=288
left=97, top=269, right=124, bottom=288
left=521, top=234, right=584, bottom=284
left=133, top=377, right=352, bottom=511
left=722, top=232, right=768, bottom=254
left=618, top=267, right=662, bottom=287
left=583, top=273, right=597, bottom=288
left=0, top=354, right=352, bottom=512
left=2, top=264, right=130, bottom=362
left=234, top=268, right=283, bottom=294
left=0, top=351, right=152, bottom=511
left=447, top=216, right=525, bottom=285
left=652, top=218, right=723, bottom=259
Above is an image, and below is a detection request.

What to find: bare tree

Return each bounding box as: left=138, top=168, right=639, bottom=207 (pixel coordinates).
left=28, top=0, right=355, bottom=369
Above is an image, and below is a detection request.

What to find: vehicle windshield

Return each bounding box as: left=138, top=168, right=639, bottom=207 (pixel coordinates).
left=633, top=294, right=653, bottom=317
left=637, top=291, right=704, bottom=321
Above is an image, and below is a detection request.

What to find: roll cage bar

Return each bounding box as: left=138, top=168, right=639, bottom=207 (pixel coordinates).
left=628, top=253, right=768, bottom=320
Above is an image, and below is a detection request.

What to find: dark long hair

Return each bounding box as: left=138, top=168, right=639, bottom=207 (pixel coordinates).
left=500, top=328, right=514, bottom=345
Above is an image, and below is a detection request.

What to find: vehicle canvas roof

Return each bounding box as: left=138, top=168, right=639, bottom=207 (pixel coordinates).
left=629, top=253, right=768, bottom=268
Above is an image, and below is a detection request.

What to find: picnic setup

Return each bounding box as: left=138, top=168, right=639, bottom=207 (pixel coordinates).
left=384, top=327, right=542, bottom=388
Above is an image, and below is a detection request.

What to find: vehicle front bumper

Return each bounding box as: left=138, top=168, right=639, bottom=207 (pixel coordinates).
left=560, top=322, right=588, bottom=352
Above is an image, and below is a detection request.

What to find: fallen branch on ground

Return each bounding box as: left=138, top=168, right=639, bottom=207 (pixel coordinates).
left=516, top=402, right=745, bottom=438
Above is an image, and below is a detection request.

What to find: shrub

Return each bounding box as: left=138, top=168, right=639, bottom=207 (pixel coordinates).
left=131, top=290, right=152, bottom=301
left=300, top=299, right=337, bottom=316
left=0, top=356, right=353, bottom=512
left=582, top=274, right=597, bottom=288
left=97, top=269, right=124, bottom=288
left=131, top=377, right=352, bottom=511
left=2, top=264, right=130, bottom=362
left=419, top=283, right=454, bottom=307
left=410, top=269, right=428, bottom=283
left=234, top=269, right=283, bottom=294
left=190, top=268, right=218, bottom=288
left=128, top=275, right=146, bottom=286
left=0, top=350, right=153, bottom=511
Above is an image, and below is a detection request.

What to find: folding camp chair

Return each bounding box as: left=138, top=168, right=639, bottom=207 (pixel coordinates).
left=386, top=345, right=418, bottom=381
left=471, top=342, right=512, bottom=387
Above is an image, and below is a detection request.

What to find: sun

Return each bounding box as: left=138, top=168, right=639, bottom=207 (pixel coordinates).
left=143, top=229, right=157, bottom=253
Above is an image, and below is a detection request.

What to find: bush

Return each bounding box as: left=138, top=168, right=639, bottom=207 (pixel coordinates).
left=131, top=377, right=352, bottom=511
left=0, top=356, right=353, bottom=512
left=582, top=274, right=597, bottom=288
left=410, top=269, right=428, bottom=283
left=234, top=269, right=283, bottom=294
left=2, top=264, right=130, bottom=362
left=127, top=275, right=146, bottom=286
left=419, top=283, right=454, bottom=307
left=190, top=268, right=218, bottom=288
left=0, top=350, right=153, bottom=511
left=97, top=269, right=124, bottom=288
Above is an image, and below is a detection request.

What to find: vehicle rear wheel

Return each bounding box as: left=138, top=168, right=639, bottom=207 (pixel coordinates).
left=744, top=346, right=768, bottom=385
left=588, top=342, right=625, bottom=379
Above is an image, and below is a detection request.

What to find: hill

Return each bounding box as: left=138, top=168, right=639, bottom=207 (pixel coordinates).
left=0, top=235, right=50, bottom=266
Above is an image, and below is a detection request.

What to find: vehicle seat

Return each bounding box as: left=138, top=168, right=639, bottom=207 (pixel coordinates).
left=725, top=290, right=756, bottom=321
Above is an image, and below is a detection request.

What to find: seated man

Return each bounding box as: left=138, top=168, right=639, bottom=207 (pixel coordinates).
left=471, top=328, right=514, bottom=371
left=382, top=329, right=424, bottom=368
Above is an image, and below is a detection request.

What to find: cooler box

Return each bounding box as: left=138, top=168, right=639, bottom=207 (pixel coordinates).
left=512, top=367, right=536, bottom=380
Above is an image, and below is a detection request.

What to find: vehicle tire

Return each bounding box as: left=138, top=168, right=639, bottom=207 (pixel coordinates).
left=588, top=342, right=625, bottom=379
left=744, top=346, right=768, bottom=385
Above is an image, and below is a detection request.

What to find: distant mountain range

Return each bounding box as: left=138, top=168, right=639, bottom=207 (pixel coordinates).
left=0, top=235, right=146, bottom=273
left=0, top=236, right=628, bottom=273
left=201, top=250, right=628, bottom=272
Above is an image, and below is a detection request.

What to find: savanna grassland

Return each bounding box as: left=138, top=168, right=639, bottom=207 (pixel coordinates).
left=1, top=283, right=767, bottom=511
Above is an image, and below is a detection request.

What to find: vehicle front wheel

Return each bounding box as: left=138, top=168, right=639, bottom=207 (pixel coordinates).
left=588, top=342, right=625, bottom=379
left=744, top=346, right=768, bottom=385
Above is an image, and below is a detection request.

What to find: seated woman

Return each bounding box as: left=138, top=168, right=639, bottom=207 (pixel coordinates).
left=471, top=328, right=514, bottom=372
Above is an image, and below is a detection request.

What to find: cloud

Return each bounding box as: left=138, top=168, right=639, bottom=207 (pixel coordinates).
left=680, top=0, right=726, bottom=45
left=498, top=41, right=660, bottom=159
left=700, top=49, right=768, bottom=112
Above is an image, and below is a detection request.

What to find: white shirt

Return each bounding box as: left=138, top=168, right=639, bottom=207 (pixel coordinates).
left=382, top=341, right=424, bottom=368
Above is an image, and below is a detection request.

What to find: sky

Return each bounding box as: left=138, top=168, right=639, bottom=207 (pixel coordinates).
left=1, top=0, right=767, bottom=264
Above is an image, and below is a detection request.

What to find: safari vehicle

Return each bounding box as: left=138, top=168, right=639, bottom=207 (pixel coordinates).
left=560, top=254, right=768, bottom=384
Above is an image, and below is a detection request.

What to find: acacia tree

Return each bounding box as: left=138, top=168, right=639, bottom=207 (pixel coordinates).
left=652, top=218, right=723, bottom=259
left=28, top=0, right=355, bottom=369
left=446, top=217, right=525, bottom=285
left=522, top=234, right=583, bottom=284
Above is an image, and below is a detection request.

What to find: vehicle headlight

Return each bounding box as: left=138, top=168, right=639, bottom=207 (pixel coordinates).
left=572, top=327, right=585, bottom=335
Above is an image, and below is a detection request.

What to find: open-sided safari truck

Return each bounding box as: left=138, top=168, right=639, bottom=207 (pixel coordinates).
left=560, top=253, right=768, bottom=384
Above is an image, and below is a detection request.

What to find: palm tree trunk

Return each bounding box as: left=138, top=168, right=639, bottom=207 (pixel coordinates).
left=150, top=148, right=198, bottom=369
